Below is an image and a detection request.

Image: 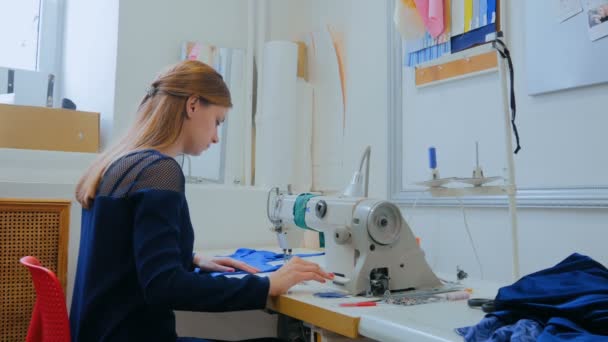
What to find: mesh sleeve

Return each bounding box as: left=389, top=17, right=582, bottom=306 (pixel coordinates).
left=128, top=156, right=185, bottom=195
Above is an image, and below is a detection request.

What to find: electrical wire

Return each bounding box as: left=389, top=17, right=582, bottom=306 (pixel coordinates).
left=458, top=199, right=484, bottom=279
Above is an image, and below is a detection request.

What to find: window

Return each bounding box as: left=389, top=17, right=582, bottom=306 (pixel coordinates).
left=1, top=0, right=63, bottom=106
left=0, top=0, right=41, bottom=70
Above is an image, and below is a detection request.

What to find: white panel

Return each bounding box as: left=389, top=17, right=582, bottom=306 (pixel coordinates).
left=13, top=69, right=51, bottom=106
left=255, top=41, right=298, bottom=189
left=526, top=0, right=608, bottom=95
left=175, top=311, right=277, bottom=340
left=0, top=68, right=8, bottom=93
left=0, top=148, right=95, bottom=183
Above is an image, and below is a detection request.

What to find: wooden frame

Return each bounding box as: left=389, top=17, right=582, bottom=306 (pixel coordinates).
left=415, top=50, right=497, bottom=86
left=0, top=198, right=71, bottom=341
left=0, top=198, right=71, bottom=290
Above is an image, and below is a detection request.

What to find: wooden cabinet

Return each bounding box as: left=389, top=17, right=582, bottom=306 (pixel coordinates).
left=0, top=104, right=99, bottom=153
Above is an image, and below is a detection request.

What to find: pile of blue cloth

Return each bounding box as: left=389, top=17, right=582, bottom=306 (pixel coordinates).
left=194, top=248, right=324, bottom=276
left=457, top=253, right=608, bottom=341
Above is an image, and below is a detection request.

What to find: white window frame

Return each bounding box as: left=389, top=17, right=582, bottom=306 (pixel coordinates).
left=38, top=0, right=64, bottom=74
left=38, top=0, right=65, bottom=107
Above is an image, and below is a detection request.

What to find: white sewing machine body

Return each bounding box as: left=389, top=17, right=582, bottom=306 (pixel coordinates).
left=270, top=194, right=441, bottom=296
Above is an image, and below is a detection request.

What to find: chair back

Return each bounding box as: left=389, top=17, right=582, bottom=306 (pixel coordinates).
left=20, top=256, right=71, bottom=342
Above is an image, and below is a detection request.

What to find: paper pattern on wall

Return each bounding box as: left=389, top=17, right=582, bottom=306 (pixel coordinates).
left=404, top=0, right=452, bottom=66
left=305, top=31, right=345, bottom=192
left=254, top=41, right=298, bottom=189
left=557, top=0, right=583, bottom=22
left=414, top=0, right=446, bottom=38
left=327, top=25, right=347, bottom=133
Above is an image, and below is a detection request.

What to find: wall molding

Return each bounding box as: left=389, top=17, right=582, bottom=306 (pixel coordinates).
left=389, top=187, right=608, bottom=208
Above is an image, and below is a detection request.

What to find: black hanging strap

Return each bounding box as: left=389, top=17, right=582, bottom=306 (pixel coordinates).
left=493, top=37, right=521, bottom=154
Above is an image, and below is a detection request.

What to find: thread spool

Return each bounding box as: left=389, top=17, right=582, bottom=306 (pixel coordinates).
left=429, top=147, right=437, bottom=169
left=429, top=146, right=440, bottom=180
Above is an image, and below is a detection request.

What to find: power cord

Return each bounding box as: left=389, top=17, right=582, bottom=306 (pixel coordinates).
left=458, top=199, right=484, bottom=279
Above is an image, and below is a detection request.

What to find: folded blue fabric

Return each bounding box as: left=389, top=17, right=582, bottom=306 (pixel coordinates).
left=456, top=253, right=608, bottom=341
left=194, top=248, right=324, bottom=276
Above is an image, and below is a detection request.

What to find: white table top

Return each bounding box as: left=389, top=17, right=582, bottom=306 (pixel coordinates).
left=198, top=247, right=503, bottom=341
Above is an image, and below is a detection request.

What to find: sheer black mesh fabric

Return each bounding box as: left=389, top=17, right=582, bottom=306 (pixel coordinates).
left=97, top=150, right=184, bottom=198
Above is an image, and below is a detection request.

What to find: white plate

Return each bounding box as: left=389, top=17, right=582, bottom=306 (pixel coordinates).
left=453, top=176, right=502, bottom=186
left=414, top=177, right=457, bottom=188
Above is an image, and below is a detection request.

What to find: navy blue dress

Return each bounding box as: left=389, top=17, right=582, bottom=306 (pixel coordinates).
left=69, top=150, right=270, bottom=342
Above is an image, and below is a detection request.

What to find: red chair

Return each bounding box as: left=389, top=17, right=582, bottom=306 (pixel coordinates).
left=20, top=256, right=71, bottom=342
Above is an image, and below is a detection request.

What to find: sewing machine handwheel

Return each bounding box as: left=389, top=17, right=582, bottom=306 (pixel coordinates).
left=367, top=202, right=402, bottom=245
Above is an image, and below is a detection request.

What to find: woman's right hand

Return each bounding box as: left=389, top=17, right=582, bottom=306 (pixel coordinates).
left=268, top=256, right=334, bottom=296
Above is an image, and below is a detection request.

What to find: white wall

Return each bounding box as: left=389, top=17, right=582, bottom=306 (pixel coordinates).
left=112, top=0, right=249, bottom=141
left=61, top=0, right=119, bottom=148
left=265, top=0, right=608, bottom=284
left=0, top=148, right=96, bottom=183
left=267, top=0, right=390, bottom=198
left=399, top=0, right=608, bottom=283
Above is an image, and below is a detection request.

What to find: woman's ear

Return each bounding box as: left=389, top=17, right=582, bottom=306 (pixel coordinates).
left=186, top=95, right=198, bottom=118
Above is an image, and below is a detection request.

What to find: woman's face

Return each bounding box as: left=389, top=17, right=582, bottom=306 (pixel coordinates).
left=182, top=97, right=227, bottom=156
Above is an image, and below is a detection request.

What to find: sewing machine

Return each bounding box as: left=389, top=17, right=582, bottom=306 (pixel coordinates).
left=266, top=190, right=441, bottom=296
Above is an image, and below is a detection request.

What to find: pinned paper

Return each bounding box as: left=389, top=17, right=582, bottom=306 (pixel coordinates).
left=557, top=0, right=583, bottom=22
left=464, top=0, right=473, bottom=32
left=414, top=0, right=446, bottom=38
left=583, top=0, right=608, bottom=41
left=394, top=0, right=427, bottom=40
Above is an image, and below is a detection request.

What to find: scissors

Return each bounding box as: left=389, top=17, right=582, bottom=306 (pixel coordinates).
left=467, top=298, right=496, bottom=313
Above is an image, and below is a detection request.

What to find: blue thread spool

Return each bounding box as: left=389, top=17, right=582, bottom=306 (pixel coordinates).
left=429, top=147, right=437, bottom=170
left=428, top=147, right=440, bottom=180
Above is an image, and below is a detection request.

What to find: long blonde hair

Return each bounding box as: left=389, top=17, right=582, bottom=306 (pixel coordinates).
left=76, top=60, right=232, bottom=208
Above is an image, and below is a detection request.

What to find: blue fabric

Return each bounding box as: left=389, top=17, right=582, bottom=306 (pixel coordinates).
left=193, top=248, right=324, bottom=276
left=70, top=150, right=270, bottom=342
left=451, top=23, right=496, bottom=54
left=456, top=316, right=542, bottom=342
left=313, top=291, right=349, bottom=298
left=456, top=253, right=608, bottom=342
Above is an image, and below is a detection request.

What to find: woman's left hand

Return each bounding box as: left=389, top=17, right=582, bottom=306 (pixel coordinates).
left=193, top=254, right=260, bottom=274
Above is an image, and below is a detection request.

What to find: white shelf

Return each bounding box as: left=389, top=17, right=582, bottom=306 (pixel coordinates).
left=429, top=185, right=515, bottom=198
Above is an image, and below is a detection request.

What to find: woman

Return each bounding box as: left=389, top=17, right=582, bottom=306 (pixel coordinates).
left=71, top=60, right=333, bottom=342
